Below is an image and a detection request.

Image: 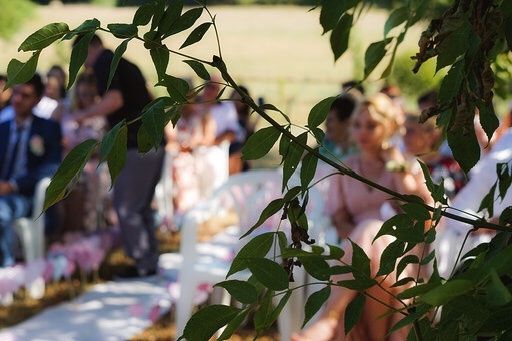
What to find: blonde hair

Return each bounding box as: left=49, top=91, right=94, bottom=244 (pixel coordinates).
left=355, top=93, right=402, bottom=141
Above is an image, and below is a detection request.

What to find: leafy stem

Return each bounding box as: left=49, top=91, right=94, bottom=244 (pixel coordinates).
left=211, top=55, right=509, bottom=233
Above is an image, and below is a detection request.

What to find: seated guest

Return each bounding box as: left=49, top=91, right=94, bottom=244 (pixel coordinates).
left=403, top=112, right=466, bottom=200
left=320, top=93, right=359, bottom=162
left=46, top=65, right=67, bottom=101
left=0, top=75, right=58, bottom=123
left=0, top=74, right=62, bottom=267
left=294, top=93, right=429, bottom=341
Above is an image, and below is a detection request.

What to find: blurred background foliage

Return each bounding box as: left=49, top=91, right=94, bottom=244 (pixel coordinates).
left=0, top=0, right=35, bottom=39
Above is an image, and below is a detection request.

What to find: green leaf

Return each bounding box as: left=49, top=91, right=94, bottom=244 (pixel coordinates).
left=217, top=309, right=249, bottom=341
left=303, top=286, right=331, bottom=327
left=158, top=0, right=183, bottom=36
left=307, top=96, right=336, bottom=129
left=180, top=22, right=211, bottom=49
left=158, top=75, right=189, bottom=103
left=100, top=121, right=125, bottom=162
left=396, top=255, right=419, bottom=280
left=107, top=23, right=137, bottom=39
left=241, top=126, right=281, bottom=160
left=150, top=0, right=166, bottom=31
left=183, top=60, right=210, bottom=81
left=477, top=100, right=500, bottom=143
left=44, top=139, right=98, bottom=211
left=319, top=0, right=357, bottom=33
left=254, top=290, right=273, bottom=331
left=137, top=125, right=153, bottom=153
left=486, top=270, right=512, bottom=306
left=438, top=60, right=464, bottom=103
left=267, top=291, right=292, bottom=328
left=301, top=256, right=331, bottom=281
left=350, top=239, right=371, bottom=279
left=133, top=2, right=155, bottom=26
left=241, top=199, right=284, bottom=238
left=169, top=7, right=204, bottom=36
left=106, top=124, right=127, bottom=185
left=246, top=257, right=289, bottom=291
left=330, top=14, right=352, bottom=61
left=338, top=278, right=377, bottom=290
left=377, top=240, right=405, bottom=276
left=283, top=132, right=307, bottom=191
left=6, top=51, right=41, bottom=88
left=99, top=121, right=127, bottom=184
left=374, top=214, right=412, bottom=242
left=401, top=203, right=430, bottom=221
left=167, top=105, right=182, bottom=127
left=478, top=182, right=496, bottom=217
left=228, top=232, right=275, bottom=277
left=384, top=6, right=408, bottom=37
left=447, top=121, right=480, bottom=174
left=106, top=39, right=130, bottom=91
left=329, top=265, right=352, bottom=275
left=283, top=186, right=301, bottom=202
left=261, top=104, right=291, bottom=123
left=141, top=106, right=166, bottom=150
left=19, top=22, right=69, bottom=52
left=420, top=250, right=435, bottom=265
left=345, top=293, right=365, bottom=334
left=391, top=277, right=416, bottom=288
left=499, top=207, right=512, bottom=225
left=327, top=244, right=345, bottom=259
left=389, top=305, right=429, bottom=334
left=178, top=305, right=241, bottom=341
left=420, top=280, right=473, bottom=306
left=150, top=45, right=170, bottom=81
left=68, top=18, right=100, bottom=36
left=364, top=38, right=392, bottom=78
left=311, top=127, right=325, bottom=143
left=436, top=18, right=471, bottom=71
left=397, top=283, right=437, bottom=300
left=497, top=163, right=512, bottom=201
left=215, top=280, right=258, bottom=304
left=68, top=31, right=94, bottom=90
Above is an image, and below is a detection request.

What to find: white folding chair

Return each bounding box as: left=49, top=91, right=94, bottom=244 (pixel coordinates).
left=13, top=177, right=51, bottom=299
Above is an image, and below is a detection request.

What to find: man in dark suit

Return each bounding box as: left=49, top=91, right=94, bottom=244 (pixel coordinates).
left=0, top=74, right=62, bottom=267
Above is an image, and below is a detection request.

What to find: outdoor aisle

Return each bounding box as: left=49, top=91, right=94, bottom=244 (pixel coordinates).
left=0, top=276, right=172, bottom=341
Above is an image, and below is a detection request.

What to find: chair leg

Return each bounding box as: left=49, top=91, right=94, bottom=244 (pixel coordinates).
left=278, top=268, right=307, bottom=340
left=175, top=275, right=199, bottom=338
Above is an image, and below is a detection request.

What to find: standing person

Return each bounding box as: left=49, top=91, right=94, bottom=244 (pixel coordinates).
left=0, top=74, right=62, bottom=267
left=73, top=34, right=163, bottom=277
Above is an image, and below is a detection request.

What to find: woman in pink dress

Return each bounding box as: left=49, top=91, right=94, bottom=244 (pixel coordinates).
left=294, top=93, right=430, bottom=341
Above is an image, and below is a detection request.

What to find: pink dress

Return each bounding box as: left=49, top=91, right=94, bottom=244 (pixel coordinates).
left=327, top=156, right=411, bottom=341
left=327, top=156, right=397, bottom=226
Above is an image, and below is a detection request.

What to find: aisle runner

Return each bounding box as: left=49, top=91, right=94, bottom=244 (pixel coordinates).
left=0, top=276, right=171, bottom=341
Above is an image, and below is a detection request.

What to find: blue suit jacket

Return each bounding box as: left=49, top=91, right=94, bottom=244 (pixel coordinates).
left=0, top=115, right=62, bottom=196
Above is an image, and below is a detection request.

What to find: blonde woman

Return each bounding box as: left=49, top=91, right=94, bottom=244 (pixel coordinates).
left=294, top=93, right=430, bottom=341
